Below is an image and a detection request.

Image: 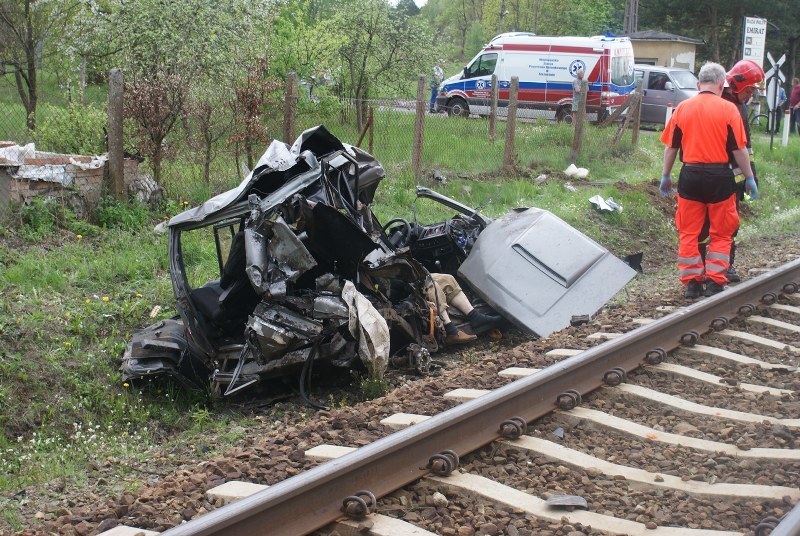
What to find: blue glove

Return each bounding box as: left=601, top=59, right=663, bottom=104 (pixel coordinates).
left=745, top=177, right=758, bottom=200
left=659, top=175, right=672, bottom=197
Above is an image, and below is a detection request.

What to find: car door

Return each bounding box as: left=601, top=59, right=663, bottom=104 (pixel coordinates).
left=642, top=71, right=672, bottom=124
left=463, top=52, right=498, bottom=115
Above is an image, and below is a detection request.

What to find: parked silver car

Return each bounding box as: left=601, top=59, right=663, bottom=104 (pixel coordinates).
left=634, top=65, right=698, bottom=124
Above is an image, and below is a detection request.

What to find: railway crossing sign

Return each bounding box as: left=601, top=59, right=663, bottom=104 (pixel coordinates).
left=764, top=52, right=785, bottom=113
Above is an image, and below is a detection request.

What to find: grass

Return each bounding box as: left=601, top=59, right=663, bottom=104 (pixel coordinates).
left=1, top=96, right=800, bottom=530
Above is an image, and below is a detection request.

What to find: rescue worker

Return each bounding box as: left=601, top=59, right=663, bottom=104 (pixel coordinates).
left=697, top=59, right=765, bottom=283
left=425, top=273, right=501, bottom=345
left=659, top=62, right=757, bottom=299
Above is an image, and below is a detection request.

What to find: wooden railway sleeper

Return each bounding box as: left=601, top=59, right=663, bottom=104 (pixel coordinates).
left=425, top=449, right=460, bottom=476
left=498, top=416, right=528, bottom=439
left=341, top=490, right=377, bottom=519
left=603, top=367, right=627, bottom=386
left=644, top=347, right=666, bottom=365
left=556, top=389, right=582, bottom=410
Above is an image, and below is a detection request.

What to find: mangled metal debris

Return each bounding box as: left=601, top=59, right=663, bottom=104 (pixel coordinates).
left=122, top=126, right=636, bottom=398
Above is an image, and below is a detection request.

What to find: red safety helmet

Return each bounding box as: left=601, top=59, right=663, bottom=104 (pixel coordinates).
left=726, top=60, right=765, bottom=93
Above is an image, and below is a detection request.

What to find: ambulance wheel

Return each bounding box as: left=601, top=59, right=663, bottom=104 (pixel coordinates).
left=447, top=98, right=469, bottom=118
left=556, top=106, right=572, bottom=124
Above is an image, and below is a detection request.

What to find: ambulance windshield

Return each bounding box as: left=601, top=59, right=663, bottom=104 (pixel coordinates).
left=610, top=50, right=634, bottom=87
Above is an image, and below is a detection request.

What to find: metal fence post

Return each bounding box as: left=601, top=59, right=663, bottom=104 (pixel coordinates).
left=107, top=68, right=125, bottom=199
left=489, top=74, right=498, bottom=142
left=284, top=72, right=298, bottom=143
left=503, top=76, right=519, bottom=171
left=569, top=79, right=588, bottom=164
left=412, top=75, right=426, bottom=179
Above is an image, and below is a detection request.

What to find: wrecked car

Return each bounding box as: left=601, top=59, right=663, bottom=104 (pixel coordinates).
left=122, top=125, right=636, bottom=397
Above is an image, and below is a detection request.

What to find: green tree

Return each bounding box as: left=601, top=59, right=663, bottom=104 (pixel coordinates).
left=335, top=0, right=433, bottom=129
left=105, top=0, right=271, bottom=183
left=0, top=0, right=82, bottom=129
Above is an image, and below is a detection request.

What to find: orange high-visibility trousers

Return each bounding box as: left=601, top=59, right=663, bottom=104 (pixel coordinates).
left=676, top=194, right=739, bottom=285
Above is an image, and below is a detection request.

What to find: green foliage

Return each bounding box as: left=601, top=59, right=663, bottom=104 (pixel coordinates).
left=464, top=21, right=486, bottom=58
left=33, top=102, right=107, bottom=155
left=19, top=198, right=61, bottom=239
left=359, top=375, right=390, bottom=400
left=93, top=197, right=152, bottom=230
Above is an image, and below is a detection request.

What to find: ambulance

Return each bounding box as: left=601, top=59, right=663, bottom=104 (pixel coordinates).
left=436, top=32, right=636, bottom=122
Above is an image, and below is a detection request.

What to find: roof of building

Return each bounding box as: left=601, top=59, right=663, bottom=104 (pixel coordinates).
left=621, top=31, right=704, bottom=45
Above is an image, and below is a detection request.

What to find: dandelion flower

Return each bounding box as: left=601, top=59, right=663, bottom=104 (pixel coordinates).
left=136, top=293, right=143, bottom=298
left=85, top=299, right=91, bottom=303
left=102, top=296, right=110, bottom=302
left=76, top=234, right=83, bottom=239
left=123, top=383, right=129, bottom=388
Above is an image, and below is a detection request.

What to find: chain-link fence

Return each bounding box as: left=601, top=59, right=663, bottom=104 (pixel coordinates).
left=1, top=72, right=643, bottom=219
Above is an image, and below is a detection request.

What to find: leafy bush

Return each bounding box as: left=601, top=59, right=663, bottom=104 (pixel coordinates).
left=33, top=102, right=107, bottom=155
left=93, top=197, right=151, bottom=230
left=20, top=198, right=62, bottom=238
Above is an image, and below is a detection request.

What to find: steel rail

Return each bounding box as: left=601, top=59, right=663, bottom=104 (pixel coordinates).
left=771, top=501, right=800, bottom=536
left=162, top=258, right=800, bottom=536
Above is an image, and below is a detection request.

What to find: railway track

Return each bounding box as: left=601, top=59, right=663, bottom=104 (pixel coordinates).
left=96, top=257, right=796, bottom=536
left=32, top=255, right=798, bottom=536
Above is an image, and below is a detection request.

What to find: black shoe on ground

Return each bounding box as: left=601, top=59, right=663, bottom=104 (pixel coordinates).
left=726, top=266, right=741, bottom=283
left=704, top=281, right=726, bottom=297
left=467, top=309, right=501, bottom=331
left=685, top=279, right=703, bottom=299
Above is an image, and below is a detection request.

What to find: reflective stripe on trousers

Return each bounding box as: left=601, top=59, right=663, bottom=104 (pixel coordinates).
left=675, top=194, right=739, bottom=285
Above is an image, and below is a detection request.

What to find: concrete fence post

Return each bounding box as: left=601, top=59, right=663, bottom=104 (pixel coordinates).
left=503, top=77, right=519, bottom=171
left=283, top=72, right=298, bottom=143
left=107, top=68, right=125, bottom=199
left=489, top=74, right=498, bottom=142
left=412, top=75, right=426, bottom=178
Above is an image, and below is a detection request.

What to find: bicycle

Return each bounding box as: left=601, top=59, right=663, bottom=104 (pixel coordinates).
left=747, top=98, right=771, bottom=134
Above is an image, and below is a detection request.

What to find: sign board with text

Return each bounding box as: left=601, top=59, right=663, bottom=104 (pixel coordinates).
left=742, top=17, right=767, bottom=67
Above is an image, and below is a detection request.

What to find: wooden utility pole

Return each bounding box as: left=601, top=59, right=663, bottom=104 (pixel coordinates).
left=623, top=0, right=638, bottom=33
left=107, top=68, right=125, bottom=199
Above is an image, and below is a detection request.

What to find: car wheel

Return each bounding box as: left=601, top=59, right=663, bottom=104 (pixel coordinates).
left=447, top=98, right=469, bottom=118
left=556, top=106, right=573, bottom=124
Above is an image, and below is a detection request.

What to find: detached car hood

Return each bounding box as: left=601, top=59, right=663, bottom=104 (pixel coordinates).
left=459, top=207, right=636, bottom=337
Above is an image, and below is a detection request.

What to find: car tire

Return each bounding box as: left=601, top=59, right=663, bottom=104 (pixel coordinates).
left=556, top=106, right=573, bottom=124
left=447, top=97, right=469, bottom=118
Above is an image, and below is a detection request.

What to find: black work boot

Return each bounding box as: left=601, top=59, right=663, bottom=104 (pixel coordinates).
left=684, top=279, right=703, bottom=299
left=704, top=281, right=726, bottom=297
left=467, top=309, right=501, bottom=331
left=726, top=266, right=741, bottom=283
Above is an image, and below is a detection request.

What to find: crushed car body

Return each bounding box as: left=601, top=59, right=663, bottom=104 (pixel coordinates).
left=122, top=125, right=636, bottom=396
